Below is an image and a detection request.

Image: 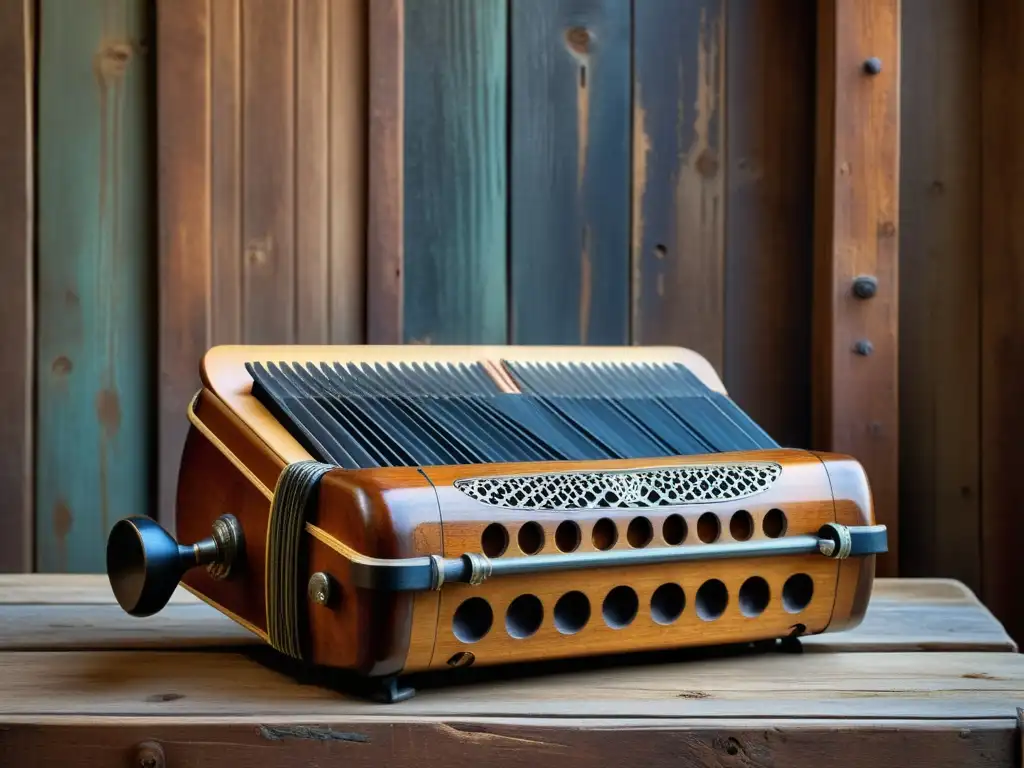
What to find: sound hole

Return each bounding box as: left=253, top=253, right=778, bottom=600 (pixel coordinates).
left=555, top=520, right=582, bottom=552
left=650, top=582, right=686, bottom=625
left=602, top=586, right=639, bottom=629
left=452, top=597, right=493, bottom=643
left=730, top=510, right=753, bottom=541
left=783, top=573, right=814, bottom=613
left=505, top=594, right=544, bottom=639
left=518, top=521, right=544, bottom=555
left=697, top=512, right=721, bottom=543
left=763, top=508, right=787, bottom=538
left=739, top=576, right=770, bottom=617
left=554, top=591, right=591, bottom=634
left=592, top=517, right=617, bottom=550
left=481, top=523, right=509, bottom=557
left=662, top=513, right=687, bottom=545
left=695, top=578, right=728, bottom=621
left=626, top=516, right=653, bottom=548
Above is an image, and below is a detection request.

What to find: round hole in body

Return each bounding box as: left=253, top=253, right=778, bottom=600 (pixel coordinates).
left=554, top=591, right=591, bottom=634
left=782, top=573, right=814, bottom=613
left=518, top=521, right=545, bottom=555
left=447, top=651, right=475, bottom=668
left=592, top=517, right=617, bottom=550
left=697, top=512, right=721, bottom=543
left=602, top=585, right=639, bottom=629
left=555, top=520, right=582, bottom=553
left=626, top=516, right=654, bottom=548
left=452, top=597, right=493, bottom=643
left=481, top=523, right=509, bottom=557
left=505, top=594, right=544, bottom=639
left=738, top=576, right=770, bottom=617
left=695, top=578, right=728, bottom=621
left=662, top=513, right=687, bottom=545
left=730, top=510, right=754, bottom=541
left=650, top=582, right=686, bottom=625
left=763, top=508, right=788, bottom=538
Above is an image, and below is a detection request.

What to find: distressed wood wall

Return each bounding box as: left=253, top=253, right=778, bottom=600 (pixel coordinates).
left=2, top=0, right=1022, bottom=643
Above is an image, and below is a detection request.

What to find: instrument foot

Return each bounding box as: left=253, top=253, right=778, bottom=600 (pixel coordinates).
left=370, top=675, right=416, bottom=704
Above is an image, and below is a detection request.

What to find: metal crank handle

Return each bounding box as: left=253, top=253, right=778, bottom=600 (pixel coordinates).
left=106, top=514, right=245, bottom=617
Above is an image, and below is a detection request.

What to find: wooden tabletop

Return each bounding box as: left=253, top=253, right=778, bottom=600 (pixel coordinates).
left=0, top=576, right=1020, bottom=767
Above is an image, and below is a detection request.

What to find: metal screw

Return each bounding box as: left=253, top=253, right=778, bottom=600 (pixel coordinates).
left=853, top=340, right=874, bottom=356
left=852, top=275, right=878, bottom=299
left=308, top=572, right=335, bottom=607
left=863, top=57, right=882, bottom=74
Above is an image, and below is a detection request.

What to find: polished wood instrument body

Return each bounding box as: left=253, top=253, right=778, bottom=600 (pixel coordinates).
left=110, top=345, right=883, bottom=691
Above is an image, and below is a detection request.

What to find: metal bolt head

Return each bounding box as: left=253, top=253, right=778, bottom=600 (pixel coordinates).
left=852, top=275, right=878, bottom=299
left=853, top=339, right=874, bottom=356
left=864, top=57, right=882, bottom=75
left=308, top=572, right=334, bottom=607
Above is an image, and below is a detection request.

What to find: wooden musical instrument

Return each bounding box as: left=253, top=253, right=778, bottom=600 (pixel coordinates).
left=105, top=345, right=887, bottom=702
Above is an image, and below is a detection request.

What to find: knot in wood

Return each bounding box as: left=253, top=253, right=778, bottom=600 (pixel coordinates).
left=135, top=741, right=165, bottom=768
left=565, top=26, right=591, bottom=55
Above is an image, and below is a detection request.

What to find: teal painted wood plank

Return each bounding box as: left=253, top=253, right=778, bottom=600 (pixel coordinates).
left=403, top=0, right=507, bottom=344
left=36, top=0, right=154, bottom=572
left=510, top=0, right=630, bottom=345
left=631, top=0, right=726, bottom=373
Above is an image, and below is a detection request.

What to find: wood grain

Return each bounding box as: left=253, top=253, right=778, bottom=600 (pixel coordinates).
left=367, top=0, right=403, bottom=344
left=812, top=0, right=900, bottom=577
left=898, top=1, right=981, bottom=592
left=980, top=0, right=1024, bottom=647
left=158, top=0, right=368, bottom=528
left=631, top=0, right=726, bottom=372
left=402, top=0, right=508, bottom=344
left=0, top=649, right=1020, bottom=719
left=509, top=0, right=630, bottom=345
left=723, top=0, right=816, bottom=448
left=36, top=0, right=155, bottom=571
left=0, top=0, right=33, bottom=573
left=0, top=719, right=1017, bottom=768
left=158, top=0, right=212, bottom=532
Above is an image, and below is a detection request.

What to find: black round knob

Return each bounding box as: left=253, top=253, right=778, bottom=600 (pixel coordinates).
left=852, top=275, right=878, bottom=299
left=864, top=57, right=882, bottom=75
left=106, top=513, right=244, bottom=617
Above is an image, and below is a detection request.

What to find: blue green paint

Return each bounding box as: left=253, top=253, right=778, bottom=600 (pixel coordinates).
left=403, top=0, right=508, bottom=344
left=36, top=0, right=154, bottom=572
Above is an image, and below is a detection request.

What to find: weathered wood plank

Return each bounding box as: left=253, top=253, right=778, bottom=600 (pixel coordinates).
left=241, top=0, right=295, bottom=342
left=157, top=0, right=212, bottom=531
left=402, top=0, right=507, bottom=344
left=898, top=1, right=981, bottom=592
left=295, top=0, right=330, bottom=344
left=36, top=0, right=155, bottom=570
left=159, top=0, right=369, bottom=524
left=723, top=0, right=815, bottom=448
left=0, top=0, right=34, bottom=573
left=980, top=0, right=1024, bottom=647
left=0, top=719, right=1017, bottom=768
left=209, top=0, right=242, bottom=346
left=631, top=0, right=726, bottom=371
left=812, top=0, right=901, bottom=576
left=509, top=0, right=630, bottom=345
left=327, top=0, right=367, bottom=344
left=0, top=650, right=1021, bottom=719
left=366, top=0, right=404, bottom=344
left=0, top=577, right=1014, bottom=655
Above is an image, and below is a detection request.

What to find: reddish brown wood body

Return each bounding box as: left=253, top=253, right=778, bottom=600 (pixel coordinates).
left=170, top=395, right=877, bottom=679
